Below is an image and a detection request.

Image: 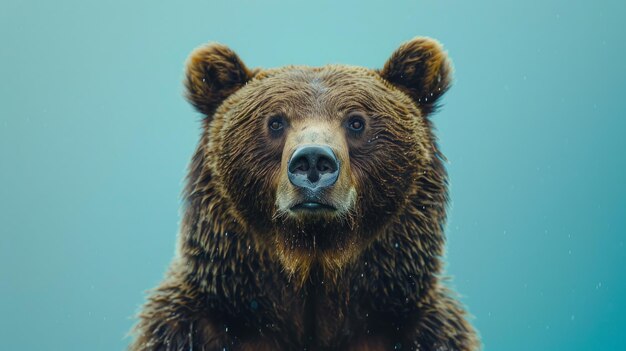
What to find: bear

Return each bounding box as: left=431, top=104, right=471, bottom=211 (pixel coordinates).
left=129, top=37, right=480, bottom=351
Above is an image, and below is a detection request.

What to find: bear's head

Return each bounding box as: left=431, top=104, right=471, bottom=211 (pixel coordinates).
left=184, top=38, right=452, bottom=279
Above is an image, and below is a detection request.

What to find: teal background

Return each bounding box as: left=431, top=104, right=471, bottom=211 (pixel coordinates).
left=1, top=0, right=625, bottom=350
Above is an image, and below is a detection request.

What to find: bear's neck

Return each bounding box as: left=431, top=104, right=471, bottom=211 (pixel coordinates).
left=176, top=191, right=446, bottom=344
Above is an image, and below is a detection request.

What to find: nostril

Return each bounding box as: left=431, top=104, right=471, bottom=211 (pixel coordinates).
left=290, top=157, right=309, bottom=173
left=316, top=157, right=336, bottom=173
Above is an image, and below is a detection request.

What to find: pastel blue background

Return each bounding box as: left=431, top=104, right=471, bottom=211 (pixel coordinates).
left=1, top=1, right=624, bottom=350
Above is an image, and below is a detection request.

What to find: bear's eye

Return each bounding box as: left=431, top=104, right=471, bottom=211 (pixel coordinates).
left=346, top=114, right=366, bottom=133
left=268, top=116, right=285, bottom=133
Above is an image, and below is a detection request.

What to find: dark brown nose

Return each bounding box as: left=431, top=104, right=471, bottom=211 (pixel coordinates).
left=287, top=144, right=339, bottom=190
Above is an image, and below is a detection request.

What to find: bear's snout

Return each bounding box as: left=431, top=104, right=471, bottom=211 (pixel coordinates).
left=287, top=144, right=339, bottom=190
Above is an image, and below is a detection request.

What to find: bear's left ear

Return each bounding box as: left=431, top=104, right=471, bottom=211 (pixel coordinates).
left=379, top=37, right=453, bottom=116
left=184, top=43, right=256, bottom=117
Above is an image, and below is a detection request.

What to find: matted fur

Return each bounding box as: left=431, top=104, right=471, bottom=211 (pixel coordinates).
left=129, top=37, right=480, bottom=351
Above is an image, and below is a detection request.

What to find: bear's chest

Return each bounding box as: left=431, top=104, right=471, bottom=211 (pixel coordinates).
left=214, top=280, right=393, bottom=350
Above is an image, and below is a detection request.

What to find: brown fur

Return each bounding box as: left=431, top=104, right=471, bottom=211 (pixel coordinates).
left=129, top=37, right=480, bottom=351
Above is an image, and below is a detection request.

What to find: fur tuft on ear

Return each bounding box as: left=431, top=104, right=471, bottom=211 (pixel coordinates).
left=380, top=37, right=453, bottom=116
left=184, top=43, right=255, bottom=117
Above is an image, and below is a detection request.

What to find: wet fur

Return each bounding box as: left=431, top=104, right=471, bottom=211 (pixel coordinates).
left=129, top=37, right=480, bottom=351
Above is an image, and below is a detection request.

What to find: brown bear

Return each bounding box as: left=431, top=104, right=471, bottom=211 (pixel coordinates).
left=129, top=37, right=480, bottom=351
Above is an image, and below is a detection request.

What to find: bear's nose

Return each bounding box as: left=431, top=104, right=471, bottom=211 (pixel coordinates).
left=288, top=145, right=339, bottom=190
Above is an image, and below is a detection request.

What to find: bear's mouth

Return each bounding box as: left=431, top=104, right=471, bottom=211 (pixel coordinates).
left=290, top=201, right=337, bottom=212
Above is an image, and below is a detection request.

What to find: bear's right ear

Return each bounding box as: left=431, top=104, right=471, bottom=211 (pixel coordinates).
left=184, top=43, right=256, bottom=117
